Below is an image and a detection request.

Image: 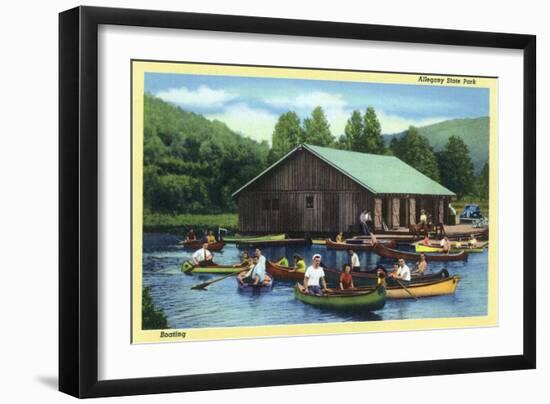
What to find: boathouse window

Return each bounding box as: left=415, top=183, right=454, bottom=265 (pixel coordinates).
left=262, top=199, right=271, bottom=211
left=306, top=195, right=314, bottom=209
left=271, top=199, right=279, bottom=211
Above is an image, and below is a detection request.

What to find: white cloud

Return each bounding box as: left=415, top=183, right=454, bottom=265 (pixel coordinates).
left=265, top=91, right=348, bottom=111
left=205, top=103, right=278, bottom=144
left=155, top=85, right=238, bottom=109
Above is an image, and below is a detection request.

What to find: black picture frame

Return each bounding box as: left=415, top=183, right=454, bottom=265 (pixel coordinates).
left=59, top=5, right=536, bottom=398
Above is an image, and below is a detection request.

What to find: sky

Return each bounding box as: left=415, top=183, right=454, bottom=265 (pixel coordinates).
left=145, top=72, right=489, bottom=145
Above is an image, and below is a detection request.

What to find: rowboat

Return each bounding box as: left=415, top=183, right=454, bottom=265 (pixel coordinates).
left=373, top=242, right=468, bottom=262
left=182, top=260, right=246, bottom=274
left=326, top=238, right=397, bottom=251
left=236, top=238, right=311, bottom=248
left=224, top=234, right=286, bottom=243
left=236, top=275, right=274, bottom=293
left=323, top=267, right=450, bottom=287
left=357, top=275, right=461, bottom=299
left=414, top=244, right=484, bottom=253
left=180, top=240, right=225, bottom=251
left=294, top=283, right=386, bottom=311
left=266, top=260, right=305, bottom=281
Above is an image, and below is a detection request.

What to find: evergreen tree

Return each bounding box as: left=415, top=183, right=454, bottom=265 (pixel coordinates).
left=475, top=161, right=490, bottom=200
left=437, top=136, right=475, bottom=199
left=269, top=111, right=303, bottom=163
left=341, top=110, right=364, bottom=150
left=363, top=106, right=386, bottom=154
left=302, top=106, right=334, bottom=146
left=390, top=126, right=440, bottom=181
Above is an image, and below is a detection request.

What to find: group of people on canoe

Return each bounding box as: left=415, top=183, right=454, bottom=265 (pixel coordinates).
left=185, top=228, right=218, bottom=244
left=419, top=234, right=479, bottom=253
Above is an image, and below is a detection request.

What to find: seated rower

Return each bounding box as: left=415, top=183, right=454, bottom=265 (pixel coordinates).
left=339, top=264, right=355, bottom=290
left=276, top=256, right=289, bottom=267
left=185, top=228, right=196, bottom=241
left=440, top=236, right=451, bottom=254
left=468, top=234, right=478, bottom=248
left=412, top=253, right=428, bottom=276
left=304, top=254, right=328, bottom=296
left=335, top=232, right=344, bottom=243
left=206, top=230, right=216, bottom=244
left=290, top=254, right=306, bottom=273
left=421, top=235, right=431, bottom=246
left=392, top=258, right=411, bottom=281
left=239, top=255, right=266, bottom=285
left=192, top=242, right=214, bottom=267
left=233, top=251, right=252, bottom=268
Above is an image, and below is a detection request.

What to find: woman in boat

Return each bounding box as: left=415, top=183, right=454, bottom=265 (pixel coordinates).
left=348, top=249, right=361, bottom=272
left=185, top=228, right=196, bottom=241
left=276, top=256, right=289, bottom=267
left=304, top=254, right=329, bottom=296
left=468, top=234, right=478, bottom=249
left=338, top=264, right=355, bottom=290
left=206, top=230, right=216, bottom=244
left=412, top=253, right=428, bottom=276
left=289, top=254, right=306, bottom=273
left=192, top=242, right=214, bottom=267
left=421, top=235, right=431, bottom=246
left=233, top=251, right=252, bottom=268
left=335, top=232, right=344, bottom=243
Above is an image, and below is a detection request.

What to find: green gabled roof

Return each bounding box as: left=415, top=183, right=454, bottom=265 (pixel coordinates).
left=232, top=144, right=455, bottom=197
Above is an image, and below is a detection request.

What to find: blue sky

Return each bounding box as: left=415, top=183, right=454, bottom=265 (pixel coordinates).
left=145, top=72, right=489, bottom=144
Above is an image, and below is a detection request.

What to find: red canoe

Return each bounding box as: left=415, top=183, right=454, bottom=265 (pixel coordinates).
left=179, top=240, right=225, bottom=251
left=266, top=261, right=305, bottom=281
left=373, top=242, right=468, bottom=262
left=326, top=238, right=397, bottom=251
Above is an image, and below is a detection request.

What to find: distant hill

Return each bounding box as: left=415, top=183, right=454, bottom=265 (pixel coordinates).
left=384, top=117, right=489, bottom=172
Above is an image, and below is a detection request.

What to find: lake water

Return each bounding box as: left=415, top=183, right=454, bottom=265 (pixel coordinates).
left=143, top=233, right=488, bottom=329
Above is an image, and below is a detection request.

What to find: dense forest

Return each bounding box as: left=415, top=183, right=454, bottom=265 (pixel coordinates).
left=143, top=94, right=489, bottom=217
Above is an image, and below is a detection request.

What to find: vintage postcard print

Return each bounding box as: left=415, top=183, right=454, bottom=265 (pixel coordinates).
left=131, top=61, right=498, bottom=344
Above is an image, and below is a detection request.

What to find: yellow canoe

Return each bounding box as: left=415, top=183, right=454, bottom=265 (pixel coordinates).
left=386, top=276, right=461, bottom=299
left=415, top=244, right=485, bottom=253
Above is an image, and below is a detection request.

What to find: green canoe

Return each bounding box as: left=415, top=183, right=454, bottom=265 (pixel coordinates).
left=223, top=233, right=286, bottom=243
left=182, top=260, right=247, bottom=274
left=294, top=283, right=386, bottom=311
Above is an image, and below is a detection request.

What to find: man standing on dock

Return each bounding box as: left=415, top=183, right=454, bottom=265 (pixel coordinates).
left=359, top=210, right=368, bottom=234
left=348, top=249, right=361, bottom=272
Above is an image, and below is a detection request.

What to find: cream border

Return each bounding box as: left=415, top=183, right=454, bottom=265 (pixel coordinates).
left=131, top=60, right=498, bottom=344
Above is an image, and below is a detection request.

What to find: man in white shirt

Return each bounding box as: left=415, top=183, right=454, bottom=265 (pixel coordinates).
left=348, top=249, right=361, bottom=272
left=192, top=242, right=213, bottom=266
left=359, top=210, right=368, bottom=234
left=304, top=254, right=328, bottom=296
left=394, top=258, right=411, bottom=281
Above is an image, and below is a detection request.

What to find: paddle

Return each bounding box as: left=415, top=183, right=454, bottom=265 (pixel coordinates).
left=190, top=269, right=247, bottom=290
left=392, top=277, right=418, bottom=300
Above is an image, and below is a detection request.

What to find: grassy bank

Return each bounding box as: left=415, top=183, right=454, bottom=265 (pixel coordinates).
left=144, top=213, right=238, bottom=234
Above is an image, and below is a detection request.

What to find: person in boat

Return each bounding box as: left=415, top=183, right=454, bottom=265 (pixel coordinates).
left=365, top=211, right=374, bottom=233
left=289, top=254, right=306, bottom=273
left=206, top=230, right=216, bottom=244
left=339, top=263, right=355, bottom=290
left=359, top=210, right=368, bottom=235
left=335, top=232, right=344, bottom=243
left=440, top=236, right=451, bottom=254
left=304, top=254, right=328, bottom=296
left=421, top=235, right=431, bottom=246
left=192, top=242, right=214, bottom=267
left=392, top=258, right=411, bottom=281
left=276, top=256, right=289, bottom=267
left=468, top=234, right=478, bottom=248
left=348, top=249, right=361, bottom=272
left=233, top=251, right=252, bottom=268
left=185, top=228, right=196, bottom=241
left=412, top=253, right=428, bottom=276
left=255, top=248, right=266, bottom=268
left=239, top=254, right=266, bottom=285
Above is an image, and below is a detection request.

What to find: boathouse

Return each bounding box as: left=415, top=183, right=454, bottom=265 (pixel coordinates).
left=232, top=144, right=455, bottom=234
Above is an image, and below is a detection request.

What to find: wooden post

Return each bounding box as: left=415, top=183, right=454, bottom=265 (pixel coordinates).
left=392, top=198, right=400, bottom=228
left=374, top=198, right=383, bottom=230
left=409, top=197, right=416, bottom=225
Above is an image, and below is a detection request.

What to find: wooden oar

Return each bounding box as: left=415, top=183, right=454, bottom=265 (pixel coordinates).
left=190, top=269, right=247, bottom=290
left=393, top=277, right=418, bottom=300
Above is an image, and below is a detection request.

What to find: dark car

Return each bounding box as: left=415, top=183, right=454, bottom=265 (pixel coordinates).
left=460, top=204, right=483, bottom=222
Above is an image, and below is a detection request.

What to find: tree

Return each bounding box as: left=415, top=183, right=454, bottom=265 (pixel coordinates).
left=363, top=106, right=386, bottom=154
left=269, top=111, right=303, bottom=163
left=390, top=126, right=440, bottom=181
left=474, top=161, right=489, bottom=200
left=302, top=106, right=334, bottom=146
left=437, top=135, right=475, bottom=199
left=340, top=110, right=363, bottom=150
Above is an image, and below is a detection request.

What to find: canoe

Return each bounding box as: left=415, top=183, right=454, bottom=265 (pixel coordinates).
left=180, top=240, right=225, bottom=251
left=224, top=234, right=286, bottom=243
left=374, top=242, right=468, bottom=262
left=323, top=267, right=450, bottom=287
left=235, top=238, right=311, bottom=248
left=266, top=260, right=305, bottom=281
left=181, top=261, right=246, bottom=274
left=414, top=244, right=484, bottom=253
left=236, top=275, right=274, bottom=293
left=294, top=283, right=386, bottom=311
left=356, top=275, right=461, bottom=299
left=326, top=238, right=397, bottom=251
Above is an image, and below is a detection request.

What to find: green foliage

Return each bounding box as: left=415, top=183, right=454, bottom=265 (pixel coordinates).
left=390, top=126, right=440, bottom=182
left=340, top=110, right=363, bottom=150
left=143, top=94, right=269, bottom=214
left=473, top=161, right=489, bottom=200
left=142, top=286, right=168, bottom=330
left=437, top=136, right=475, bottom=199
left=302, top=106, right=334, bottom=146
left=363, top=107, right=386, bottom=154
left=269, top=111, right=303, bottom=163
left=144, top=212, right=239, bottom=234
